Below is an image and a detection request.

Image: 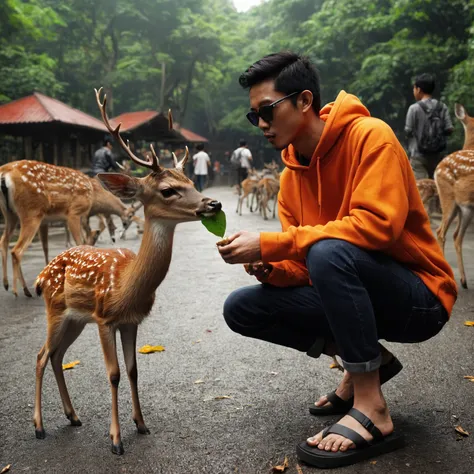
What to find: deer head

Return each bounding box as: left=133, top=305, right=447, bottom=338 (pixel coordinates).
left=95, top=88, right=221, bottom=223
left=455, top=103, right=474, bottom=150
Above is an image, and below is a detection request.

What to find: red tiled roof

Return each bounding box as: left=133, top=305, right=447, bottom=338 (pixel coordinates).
left=178, top=126, right=208, bottom=143
left=110, top=111, right=160, bottom=131
left=0, top=92, right=107, bottom=131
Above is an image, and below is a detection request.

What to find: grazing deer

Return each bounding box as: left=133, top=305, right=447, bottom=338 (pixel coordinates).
left=0, top=161, right=92, bottom=296
left=33, top=88, right=222, bottom=455
left=434, top=103, right=474, bottom=288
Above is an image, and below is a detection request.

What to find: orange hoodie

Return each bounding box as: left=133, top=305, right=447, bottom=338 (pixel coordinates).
left=260, top=91, right=457, bottom=315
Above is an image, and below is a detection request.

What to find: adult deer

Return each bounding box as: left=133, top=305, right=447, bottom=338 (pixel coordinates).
left=33, top=88, right=222, bottom=455
left=434, top=103, right=474, bottom=288
left=0, top=161, right=92, bottom=296
left=258, top=162, right=281, bottom=220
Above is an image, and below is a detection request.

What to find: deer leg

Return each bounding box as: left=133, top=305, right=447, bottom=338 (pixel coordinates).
left=435, top=179, right=457, bottom=253
left=34, top=315, right=66, bottom=439
left=50, top=320, right=86, bottom=426
left=454, top=205, right=474, bottom=289
left=34, top=344, right=50, bottom=439
left=11, top=217, right=42, bottom=297
left=98, top=325, right=123, bottom=455
left=0, top=211, right=18, bottom=292
left=272, top=195, right=277, bottom=218
left=67, top=215, right=85, bottom=246
left=39, top=223, right=49, bottom=264
left=105, top=215, right=117, bottom=243
left=119, top=324, right=149, bottom=435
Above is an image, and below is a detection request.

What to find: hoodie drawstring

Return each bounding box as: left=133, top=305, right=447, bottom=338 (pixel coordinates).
left=317, top=158, right=322, bottom=217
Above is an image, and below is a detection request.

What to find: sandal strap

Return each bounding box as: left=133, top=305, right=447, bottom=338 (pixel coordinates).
left=323, top=423, right=369, bottom=448
left=347, top=408, right=384, bottom=442
left=326, top=391, right=353, bottom=410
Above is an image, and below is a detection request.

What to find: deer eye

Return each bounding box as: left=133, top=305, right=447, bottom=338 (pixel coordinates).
left=161, top=188, right=177, bottom=198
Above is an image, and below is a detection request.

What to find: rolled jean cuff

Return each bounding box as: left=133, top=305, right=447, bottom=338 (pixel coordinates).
left=341, top=353, right=382, bottom=373
left=306, top=337, right=325, bottom=359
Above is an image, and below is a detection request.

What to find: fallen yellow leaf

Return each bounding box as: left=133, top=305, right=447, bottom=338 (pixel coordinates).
left=296, top=463, right=304, bottom=474
left=329, top=363, right=339, bottom=369
left=1, top=465, right=11, bottom=474
left=214, top=395, right=231, bottom=400
left=62, top=360, right=80, bottom=370
left=370, top=461, right=377, bottom=465
left=272, top=457, right=289, bottom=472
left=194, top=380, right=205, bottom=384
left=138, top=344, right=165, bottom=354
left=464, top=321, right=474, bottom=327
left=463, top=376, right=474, bottom=382
left=455, top=425, right=470, bottom=437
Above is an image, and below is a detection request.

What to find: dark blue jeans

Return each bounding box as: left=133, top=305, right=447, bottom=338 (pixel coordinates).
left=195, top=174, right=207, bottom=192
left=223, top=239, right=448, bottom=373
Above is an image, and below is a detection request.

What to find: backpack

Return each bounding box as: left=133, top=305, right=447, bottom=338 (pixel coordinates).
left=230, top=148, right=243, bottom=169
left=417, top=100, right=447, bottom=154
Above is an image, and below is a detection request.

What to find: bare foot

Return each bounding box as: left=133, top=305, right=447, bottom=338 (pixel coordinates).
left=314, top=370, right=353, bottom=408
left=307, top=403, right=394, bottom=452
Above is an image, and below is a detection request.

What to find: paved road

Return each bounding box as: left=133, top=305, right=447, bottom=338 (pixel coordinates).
left=1, top=186, right=473, bottom=474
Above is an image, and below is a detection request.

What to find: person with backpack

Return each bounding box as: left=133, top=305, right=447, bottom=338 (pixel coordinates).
left=405, top=74, right=454, bottom=179
left=230, top=139, right=253, bottom=193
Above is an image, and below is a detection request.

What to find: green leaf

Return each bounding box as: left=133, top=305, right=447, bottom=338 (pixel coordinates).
left=201, top=210, right=226, bottom=238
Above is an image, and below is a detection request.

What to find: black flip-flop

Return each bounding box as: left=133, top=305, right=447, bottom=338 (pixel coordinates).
left=297, top=408, right=405, bottom=468
left=309, top=356, right=403, bottom=416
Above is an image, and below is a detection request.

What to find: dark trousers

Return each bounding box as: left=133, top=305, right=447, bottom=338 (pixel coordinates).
left=195, top=174, right=207, bottom=192
left=223, top=239, right=448, bottom=372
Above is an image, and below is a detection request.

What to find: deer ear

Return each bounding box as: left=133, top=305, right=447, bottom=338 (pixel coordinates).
left=97, top=173, right=143, bottom=199
left=455, top=103, right=466, bottom=120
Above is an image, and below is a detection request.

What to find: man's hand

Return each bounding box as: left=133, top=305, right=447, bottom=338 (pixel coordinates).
left=217, top=231, right=261, bottom=264
left=244, top=261, right=273, bottom=281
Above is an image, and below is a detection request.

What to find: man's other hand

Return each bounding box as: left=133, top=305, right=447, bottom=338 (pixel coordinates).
left=244, top=261, right=273, bottom=281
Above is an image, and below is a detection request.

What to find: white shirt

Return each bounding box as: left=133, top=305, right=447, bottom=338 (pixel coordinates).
left=193, top=151, right=211, bottom=175
left=235, top=147, right=252, bottom=169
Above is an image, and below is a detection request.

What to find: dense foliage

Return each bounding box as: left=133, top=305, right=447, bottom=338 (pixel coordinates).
left=1, top=0, right=474, bottom=150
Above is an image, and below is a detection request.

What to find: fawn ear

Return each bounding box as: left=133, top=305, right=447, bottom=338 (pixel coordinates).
left=97, top=173, right=143, bottom=199
left=455, top=103, right=466, bottom=121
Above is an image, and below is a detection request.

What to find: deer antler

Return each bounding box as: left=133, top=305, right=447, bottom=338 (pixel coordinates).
left=94, top=87, right=162, bottom=173
left=172, top=146, right=189, bottom=172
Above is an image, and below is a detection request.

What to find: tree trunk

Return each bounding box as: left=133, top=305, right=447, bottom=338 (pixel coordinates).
left=180, top=58, right=197, bottom=123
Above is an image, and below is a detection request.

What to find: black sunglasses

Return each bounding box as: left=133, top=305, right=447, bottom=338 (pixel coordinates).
left=246, top=91, right=301, bottom=127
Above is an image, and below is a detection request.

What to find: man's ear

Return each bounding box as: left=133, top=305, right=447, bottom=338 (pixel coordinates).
left=300, top=90, right=314, bottom=113
left=97, top=173, right=143, bottom=199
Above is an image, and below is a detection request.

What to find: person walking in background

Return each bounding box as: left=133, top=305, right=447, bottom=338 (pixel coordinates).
left=91, top=136, right=121, bottom=175
left=193, top=143, right=211, bottom=191
left=405, top=73, right=454, bottom=179
left=230, top=139, right=253, bottom=193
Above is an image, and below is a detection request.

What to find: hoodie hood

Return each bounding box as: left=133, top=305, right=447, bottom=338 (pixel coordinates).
left=281, top=91, right=371, bottom=171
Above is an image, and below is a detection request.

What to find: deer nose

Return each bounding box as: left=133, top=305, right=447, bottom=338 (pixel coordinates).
left=207, top=200, right=222, bottom=211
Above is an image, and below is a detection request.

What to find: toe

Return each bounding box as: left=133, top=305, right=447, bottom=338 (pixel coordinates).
left=314, top=395, right=328, bottom=407
left=307, top=432, right=323, bottom=446
left=331, top=436, right=344, bottom=452
left=339, top=438, right=355, bottom=452
left=324, top=435, right=337, bottom=451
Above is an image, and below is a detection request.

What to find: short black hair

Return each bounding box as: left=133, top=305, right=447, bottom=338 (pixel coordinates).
left=239, top=51, right=321, bottom=113
left=103, top=135, right=113, bottom=146
left=196, top=143, right=205, bottom=151
left=414, top=73, right=435, bottom=95
left=239, top=139, right=246, bottom=147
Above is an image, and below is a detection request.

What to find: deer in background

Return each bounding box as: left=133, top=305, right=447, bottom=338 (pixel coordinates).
left=33, top=88, right=222, bottom=455
left=416, top=178, right=440, bottom=217
left=258, top=161, right=281, bottom=220
left=0, top=161, right=92, bottom=296
left=236, top=168, right=260, bottom=215
left=435, top=103, right=474, bottom=288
